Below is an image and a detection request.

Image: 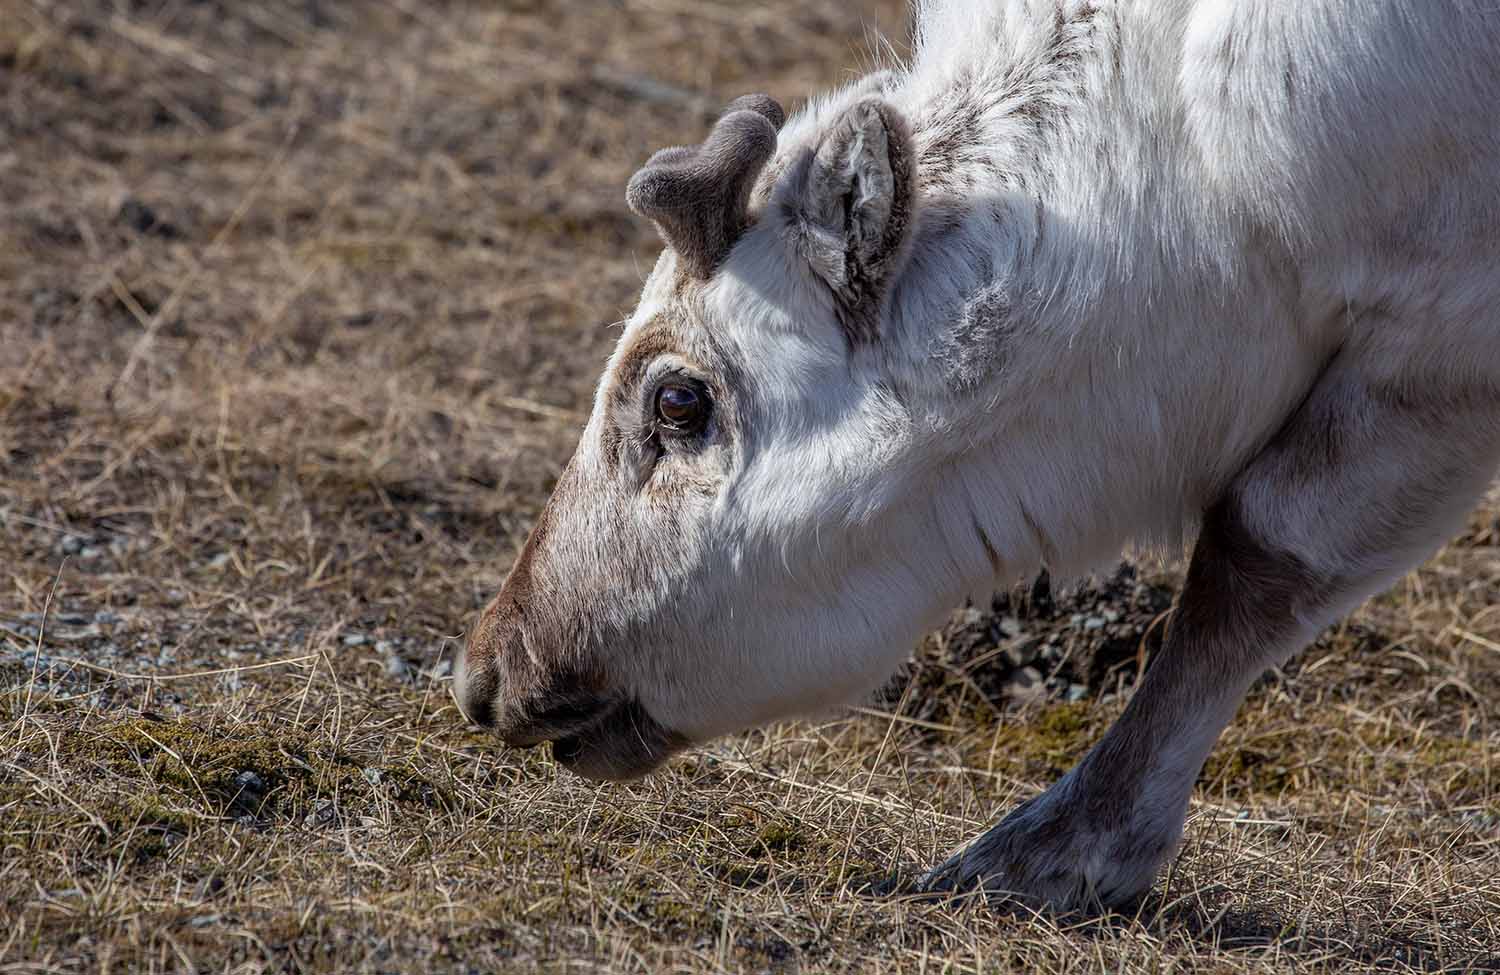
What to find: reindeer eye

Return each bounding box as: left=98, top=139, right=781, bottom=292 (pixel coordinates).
left=654, top=381, right=710, bottom=434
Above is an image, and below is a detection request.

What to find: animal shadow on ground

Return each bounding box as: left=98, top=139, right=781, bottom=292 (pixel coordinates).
left=852, top=872, right=1497, bottom=973
left=1144, top=895, right=1498, bottom=974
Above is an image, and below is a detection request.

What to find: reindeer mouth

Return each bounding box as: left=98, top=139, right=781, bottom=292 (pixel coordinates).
left=459, top=647, right=688, bottom=781
left=548, top=698, right=689, bottom=782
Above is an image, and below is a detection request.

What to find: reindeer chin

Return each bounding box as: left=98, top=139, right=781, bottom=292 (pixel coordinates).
left=549, top=698, right=689, bottom=782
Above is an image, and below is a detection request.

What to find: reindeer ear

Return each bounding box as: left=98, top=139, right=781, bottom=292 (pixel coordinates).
left=781, top=98, right=916, bottom=336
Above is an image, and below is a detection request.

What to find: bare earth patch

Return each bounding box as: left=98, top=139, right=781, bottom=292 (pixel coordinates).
left=2, top=2, right=1497, bottom=972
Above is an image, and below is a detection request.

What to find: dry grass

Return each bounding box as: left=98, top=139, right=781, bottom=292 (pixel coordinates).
left=1, top=2, right=1497, bottom=972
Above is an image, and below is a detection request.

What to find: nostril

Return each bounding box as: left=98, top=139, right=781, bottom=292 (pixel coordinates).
left=460, top=594, right=608, bottom=745
left=459, top=591, right=524, bottom=730
left=552, top=735, right=584, bottom=763
left=463, top=684, right=496, bottom=727
left=454, top=645, right=499, bottom=728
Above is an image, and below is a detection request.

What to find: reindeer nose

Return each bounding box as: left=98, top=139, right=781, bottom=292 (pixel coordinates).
left=455, top=601, right=507, bottom=729
left=456, top=599, right=613, bottom=747
left=454, top=652, right=497, bottom=728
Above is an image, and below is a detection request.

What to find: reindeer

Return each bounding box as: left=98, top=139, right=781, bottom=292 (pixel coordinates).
left=456, top=0, right=1500, bottom=910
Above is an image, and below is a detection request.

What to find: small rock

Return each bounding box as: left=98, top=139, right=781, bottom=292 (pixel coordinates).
left=1460, top=809, right=1499, bottom=832
left=383, top=655, right=410, bottom=680
left=29, top=285, right=77, bottom=324
left=1002, top=638, right=1042, bottom=669
left=207, top=552, right=231, bottom=569
left=304, top=799, right=337, bottom=828
left=341, top=632, right=369, bottom=647
left=1005, top=666, right=1048, bottom=704
left=997, top=616, right=1023, bottom=638
left=117, top=197, right=179, bottom=238
left=233, top=770, right=265, bottom=797
left=1082, top=615, right=1106, bottom=631
left=58, top=535, right=86, bottom=555
left=1065, top=683, right=1089, bottom=702
left=374, top=639, right=396, bottom=655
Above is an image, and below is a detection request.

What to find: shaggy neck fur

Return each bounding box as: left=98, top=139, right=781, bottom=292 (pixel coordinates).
left=761, top=0, right=1332, bottom=590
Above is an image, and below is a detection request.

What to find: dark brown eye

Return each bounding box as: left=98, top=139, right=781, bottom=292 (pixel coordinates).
left=654, top=381, right=709, bottom=433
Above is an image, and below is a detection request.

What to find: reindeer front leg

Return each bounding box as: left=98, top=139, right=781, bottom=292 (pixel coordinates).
left=918, top=363, right=1500, bottom=910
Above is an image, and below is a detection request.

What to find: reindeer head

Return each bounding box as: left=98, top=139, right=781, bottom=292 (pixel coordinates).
left=456, top=87, right=969, bottom=781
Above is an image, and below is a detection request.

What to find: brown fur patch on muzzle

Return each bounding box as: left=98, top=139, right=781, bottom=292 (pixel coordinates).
left=459, top=603, right=685, bottom=780
left=456, top=485, right=556, bottom=729
left=458, top=594, right=608, bottom=744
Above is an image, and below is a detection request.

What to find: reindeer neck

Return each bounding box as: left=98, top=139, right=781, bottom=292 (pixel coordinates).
left=881, top=0, right=1248, bottom=397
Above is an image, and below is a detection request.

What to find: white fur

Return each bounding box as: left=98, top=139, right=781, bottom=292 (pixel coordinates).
left=600, top=0, right=1500, bottom=737
left=471, top=0, right=1500, bottom=906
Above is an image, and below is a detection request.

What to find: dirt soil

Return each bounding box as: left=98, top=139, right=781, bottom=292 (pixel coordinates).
left=2, top=2, right=1498, bottom=972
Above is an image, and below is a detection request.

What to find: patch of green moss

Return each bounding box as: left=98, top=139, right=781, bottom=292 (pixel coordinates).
left=981, top=702, right=1095, bottom=777
left=620, top=841, right=677, bottom=869
left=100, top=798, right=198, bottom=864
left=2, top=790, right=196, bottom=866
left=638, top=896, right=717, bottom=932
left=56, top=717, right=450, bottom=820
left=1203, top=747, right=1295, bottom=794
left=383, top=761, right=455, bottom=810
left=1353, top=724, right=1492, bottom=797
left=1205, top=717, right=1492, bottom=799
left=749, top=820, right=806, bottom=855
left=608, top=862, right=722, bottom=928
left=617, top=816, right=820, bottom=893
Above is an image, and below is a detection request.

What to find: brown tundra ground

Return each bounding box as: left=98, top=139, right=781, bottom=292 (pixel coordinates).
left=2, top=2, right=1498, bottom=973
